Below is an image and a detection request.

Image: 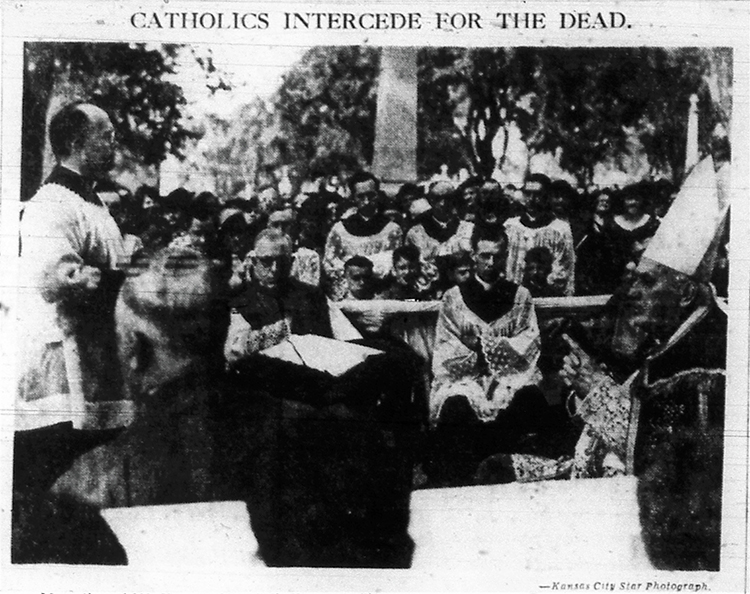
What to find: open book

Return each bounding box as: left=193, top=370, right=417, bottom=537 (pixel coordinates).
left=260, top=334, right=383, bottom=377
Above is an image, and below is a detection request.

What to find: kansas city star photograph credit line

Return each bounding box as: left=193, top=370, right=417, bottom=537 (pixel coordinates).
left=0, top=2, right=748, bottom=592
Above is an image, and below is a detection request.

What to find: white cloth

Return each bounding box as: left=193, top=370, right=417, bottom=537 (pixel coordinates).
left=17, top=181, right=125, bottom=427
left=429, top=284, right=541, bottom=425
left=327, top=298, right=363, bottom=342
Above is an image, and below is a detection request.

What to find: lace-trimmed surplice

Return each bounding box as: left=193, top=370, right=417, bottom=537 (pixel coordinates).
left=430, top=282, right=542, bottom=425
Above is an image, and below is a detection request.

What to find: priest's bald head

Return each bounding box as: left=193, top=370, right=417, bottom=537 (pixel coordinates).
left=49, top=102, right=116, bottom=181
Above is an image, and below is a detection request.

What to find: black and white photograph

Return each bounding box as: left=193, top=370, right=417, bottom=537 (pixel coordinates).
left=1, top=2, right=748, bottom=592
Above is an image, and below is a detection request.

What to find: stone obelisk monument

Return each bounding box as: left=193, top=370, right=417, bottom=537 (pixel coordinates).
left=372, top=47, right=418, bottom=192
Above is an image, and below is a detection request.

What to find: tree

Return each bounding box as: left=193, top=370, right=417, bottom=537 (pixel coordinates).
left=529, top=48, right=725, bottom=186
left=418, top=47, right=542, bottom=178
left=22, top=42, right=203, bottom=200
left=272, top=47, right=731, bottom=185
left=179, top=97, right=276, bottom=197
left=274, top=47, right=380, bottom=176
left=632, top=48, right=729, bottom=183
left=420, top=47, right=728, bottom=185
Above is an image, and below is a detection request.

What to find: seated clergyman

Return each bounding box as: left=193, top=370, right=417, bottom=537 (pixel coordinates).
left=22, top=245, right=417, bottom=568
left=430, top=225, right=542, bottom=420
left=427, top=225, right=549, bottom=483
left=225, top=228, right=359, bottom=364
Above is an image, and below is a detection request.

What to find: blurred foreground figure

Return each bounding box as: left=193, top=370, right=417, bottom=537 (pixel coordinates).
left=50, top=247, right=232, bottom=506
left=13, top=246, right=228, bottom=564
left=226, top=231, right=420, bottom=566
left=30, top=245, right=416, bottom=568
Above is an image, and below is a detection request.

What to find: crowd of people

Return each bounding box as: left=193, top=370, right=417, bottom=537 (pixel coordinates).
left=103, top=163, right=694, bottom=305
left=12, top=101, right=729, bottom=571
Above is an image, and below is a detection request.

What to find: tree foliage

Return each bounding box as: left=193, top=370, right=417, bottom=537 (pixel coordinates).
left=274, top=46, right=729, bottom=185
left=274, top=47, right=380, bottom=175
left=182, top=98, right=275, bottom=197
left=22, top=42, right=202, bottom=200
left=418, top=47, right=541, bottom=178
left=527, top=48, right=726, bottom=185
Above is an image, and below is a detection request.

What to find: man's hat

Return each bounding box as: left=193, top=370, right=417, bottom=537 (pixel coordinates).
left=640, top=157, right=729, bottom=282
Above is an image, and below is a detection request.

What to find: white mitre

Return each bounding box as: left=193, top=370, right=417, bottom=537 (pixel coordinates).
left=640, top=157, right=729, bottom=282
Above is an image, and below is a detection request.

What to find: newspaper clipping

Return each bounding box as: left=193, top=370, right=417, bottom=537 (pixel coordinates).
left=0, top=1, right=748, bottom=592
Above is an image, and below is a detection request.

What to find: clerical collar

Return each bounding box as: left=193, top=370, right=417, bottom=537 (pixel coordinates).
left=519, top=211, right=554, bottom=229
left=341, top=213, right=390, bottom=237
left=460, top=276, right=518, bottom=323
left=44, top=165, right=103, bottom=206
